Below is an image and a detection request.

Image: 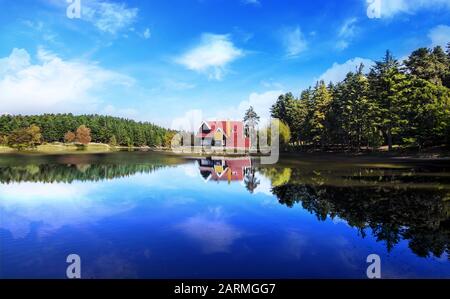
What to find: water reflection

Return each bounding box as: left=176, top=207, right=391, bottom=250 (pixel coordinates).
left=0, top=153, right=449, bottom=278
left=197, top=156, right=252, bottom=183
left=271, top=183, right=450, bottom=259
left=196, top=156, right=261, bottom=193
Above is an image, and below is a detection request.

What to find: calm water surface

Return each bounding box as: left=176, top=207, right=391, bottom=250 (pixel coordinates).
left=0, top=152, right=449, bottom=278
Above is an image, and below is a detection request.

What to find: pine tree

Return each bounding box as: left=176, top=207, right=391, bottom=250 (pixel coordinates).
left=243, top=106, right=260, bottom=138
left=309, top=81, right=332, bottom=148
left=368, top=50, right=406, bottom=151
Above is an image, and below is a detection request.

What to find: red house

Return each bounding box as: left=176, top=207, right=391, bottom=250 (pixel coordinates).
left=195, top=120, right=250, bottom=149
left=198, top=156, right=252, bottom=182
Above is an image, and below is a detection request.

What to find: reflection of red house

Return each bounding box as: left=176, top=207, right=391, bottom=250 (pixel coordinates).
left=198, top=156, right=252, bottom=182
left=195, top=121, right=250, bottom=149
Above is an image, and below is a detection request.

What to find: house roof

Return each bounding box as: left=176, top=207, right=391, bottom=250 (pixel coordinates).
left=196, top=120, right=244, bottom=138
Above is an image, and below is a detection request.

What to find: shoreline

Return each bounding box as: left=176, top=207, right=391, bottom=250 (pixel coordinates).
left=1, top=144, right=450, bottom=161
left=0, top=143, right=163, bottom=155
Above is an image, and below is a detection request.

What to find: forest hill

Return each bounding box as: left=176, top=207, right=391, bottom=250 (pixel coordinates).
left=0, top=114, right=174, bottom=149
left=270, top=46, right=450, bottom=151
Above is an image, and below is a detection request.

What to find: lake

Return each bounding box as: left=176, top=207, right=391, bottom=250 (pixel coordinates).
left=0, top=152, right=449, bottom=279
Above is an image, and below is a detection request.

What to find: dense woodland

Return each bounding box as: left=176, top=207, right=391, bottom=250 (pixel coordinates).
left=270, top=45, right=450, bottom=151
left=0, top=114, right=172, bottom=149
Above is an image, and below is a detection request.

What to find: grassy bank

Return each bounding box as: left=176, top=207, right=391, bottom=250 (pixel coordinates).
left=0, top=146, right=14, bottom=153
left=0, top=142, right=114, bottom=154
left=1, top=143, right=449, bottom=160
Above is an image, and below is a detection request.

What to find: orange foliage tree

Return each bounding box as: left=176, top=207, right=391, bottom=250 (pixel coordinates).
left=64, top=131, right=76, bottom=143
left=75, top=125, right=92, bottom=145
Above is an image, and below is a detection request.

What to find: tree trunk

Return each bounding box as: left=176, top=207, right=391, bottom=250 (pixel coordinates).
left=387, top=129, right=393, bottom=151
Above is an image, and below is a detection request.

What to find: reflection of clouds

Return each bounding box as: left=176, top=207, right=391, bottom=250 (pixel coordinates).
left=246, top=172, right=272, bottom=196
left=179, top=163, right=199, bottom=178
left=84, top=253, right=138, bottom=279
left=333, top=236, right=359, bottom=271
left=0, top=182, right=89, bottom=200
left=127, top=165, right=194, bottom=190
left=241, top=171, right=274, bottom=199
left=175, top=207, right=243, bottom=254
left=162, top=195, right=196, bottom=207
left=331, top=216, right=351, bottom=227
left=0, top=182, right=135, bottom=239
left=284, top=231, right=308, bottom=260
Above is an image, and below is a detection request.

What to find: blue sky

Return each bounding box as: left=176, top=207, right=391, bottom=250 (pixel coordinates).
left=0, top=0, right=449, bottom=130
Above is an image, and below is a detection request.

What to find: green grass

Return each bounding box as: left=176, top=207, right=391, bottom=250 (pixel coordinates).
left=0, top=146, right=14, bottom=153
left=0, top=143, right=115, bottom=154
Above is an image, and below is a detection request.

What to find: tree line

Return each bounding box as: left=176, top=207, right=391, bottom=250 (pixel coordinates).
left=271, top=45, right=450, bottom=151
left=0, top=114, right=173, bottom=149
left=0, top=163, right=168, bottom=184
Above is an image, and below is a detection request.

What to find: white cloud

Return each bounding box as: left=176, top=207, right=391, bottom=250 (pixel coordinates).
left=428, top=25, right=450, bottom=48
left=319, top=57, right=375, bottom=84
left=175, top=207, right=243, bottom=254
left=82, top=0, right=138, bottom=34
left=23, top=20, right=44, bottom=31
left=242, top=0, right=261, bottom=6
left=339, top=18, right=358, bottom=39
left=366, top=0, right=450, bottom=18
left=169, top=90, right=282, bottom=132
left=281, top=26, right=307, bottom=58
left=163, top=78, right=196, bottom=91
left=0, top=181, right=134, bottom=239
left=233, top=90, right=283, bottom=125
left=336, top=41, right=350, bottom=51
left=143, top=28, right=151, bottom=39
left=0, top=48, right=134, bottom=115
left=175, top=33, right=244, bottom=80
left=170, top=109, right=204, bottom=132
left=336, top=18, right=358, bottom=50
left=0, top=48, right=31, bottom=77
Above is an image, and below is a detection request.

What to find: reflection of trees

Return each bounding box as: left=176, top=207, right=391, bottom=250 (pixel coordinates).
left=260, top=164, right=450, bottom=258
left=0, top=152, right=185, bottom=183
left=244, top=168, right=260, bottom=194
left=271, top=182, right=450, bottom=259
left=260, top=163, right=450, bottom=189
left=0, top=163, right=168, bottom=183
left=258, top=168, right=291, bottom=187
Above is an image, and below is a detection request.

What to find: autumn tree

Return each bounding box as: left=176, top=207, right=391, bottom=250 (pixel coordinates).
left=64, top=131, right=76, bottom=143
left=76, top=125, right=92, bottom=145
